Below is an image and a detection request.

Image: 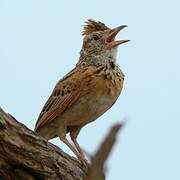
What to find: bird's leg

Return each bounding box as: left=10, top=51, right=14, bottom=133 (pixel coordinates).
left=59, top=136, right=79, bottom=158
left=59, top=136, right=87, bottom=166
left=70, top=129, right=89, bottom=166
left=71, top=137, right=89, bottom=167
left=71, top=137, right=84, bottom=155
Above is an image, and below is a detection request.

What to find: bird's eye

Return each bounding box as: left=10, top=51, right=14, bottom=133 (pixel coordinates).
left=93, top=35, right=99, bottom=40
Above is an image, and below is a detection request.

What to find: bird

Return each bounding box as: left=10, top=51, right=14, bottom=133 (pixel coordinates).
left=34, top=19, right=129, bottom=166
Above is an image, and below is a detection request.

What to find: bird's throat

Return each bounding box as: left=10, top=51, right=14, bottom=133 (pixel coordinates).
left=78, top=48, right=118, bottom=67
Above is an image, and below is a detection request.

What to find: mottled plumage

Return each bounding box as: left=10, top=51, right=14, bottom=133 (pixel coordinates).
left=34, top=19, right=129, bottom=166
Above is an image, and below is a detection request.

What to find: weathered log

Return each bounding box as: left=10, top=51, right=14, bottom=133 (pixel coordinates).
left=0, top=107, right=123, bottom=180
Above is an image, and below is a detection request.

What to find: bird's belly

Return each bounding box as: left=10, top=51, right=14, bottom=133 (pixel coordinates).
left=68, top=97, right=113, bottom=125
left=60, top=82, right=122, bottom=126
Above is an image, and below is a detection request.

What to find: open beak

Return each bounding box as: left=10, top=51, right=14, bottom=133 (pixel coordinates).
left=105, top=25, right=130, bottom=48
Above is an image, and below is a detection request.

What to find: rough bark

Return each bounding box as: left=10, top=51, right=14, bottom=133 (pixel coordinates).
left=0, top=107, right=123, bottom=180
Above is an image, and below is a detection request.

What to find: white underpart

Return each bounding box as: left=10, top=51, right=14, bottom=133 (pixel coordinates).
left=98, top=47, right=118, bottom=65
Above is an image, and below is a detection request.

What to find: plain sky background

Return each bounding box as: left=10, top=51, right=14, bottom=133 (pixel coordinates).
left=0, top=0, right=180, bottom=179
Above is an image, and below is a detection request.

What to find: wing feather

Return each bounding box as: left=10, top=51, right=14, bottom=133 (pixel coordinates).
left=34, top=65, right=101, bottom=132
left=34, top=68, right=81, bottom=131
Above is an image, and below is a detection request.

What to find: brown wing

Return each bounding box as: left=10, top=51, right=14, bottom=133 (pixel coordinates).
left=34, top=65, right=100, bottom=132
left=34, top=68, right=81, bottom=132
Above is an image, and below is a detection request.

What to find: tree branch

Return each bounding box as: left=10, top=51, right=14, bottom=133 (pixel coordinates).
left=86, top=123, right=124, bottom=180
left=0, top=107, right=86, bottom=180
left=0, top=106, right=124, bottom=180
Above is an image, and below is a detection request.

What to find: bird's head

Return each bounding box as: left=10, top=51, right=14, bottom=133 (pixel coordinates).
left=79, top=19, right=129, bottom=65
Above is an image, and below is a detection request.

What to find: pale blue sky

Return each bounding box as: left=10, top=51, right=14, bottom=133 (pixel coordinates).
left=0, top=0, right=180, bottom=179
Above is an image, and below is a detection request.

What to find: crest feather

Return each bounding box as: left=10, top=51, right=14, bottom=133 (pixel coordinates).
left=82, top=19, right=110, bottom=36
